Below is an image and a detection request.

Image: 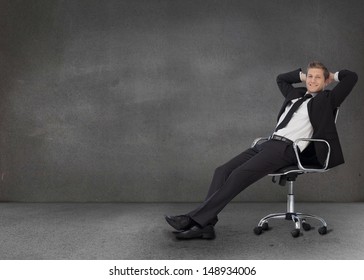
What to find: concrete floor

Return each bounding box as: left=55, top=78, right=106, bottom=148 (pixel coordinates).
left=0, top=202, right=363, bottom=260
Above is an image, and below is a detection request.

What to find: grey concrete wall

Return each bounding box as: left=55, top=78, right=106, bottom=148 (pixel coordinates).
left=0, top=0, right=363, bottom=202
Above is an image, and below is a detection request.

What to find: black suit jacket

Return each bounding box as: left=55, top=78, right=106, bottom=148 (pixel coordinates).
left=276, top=68, right=358, bottom=168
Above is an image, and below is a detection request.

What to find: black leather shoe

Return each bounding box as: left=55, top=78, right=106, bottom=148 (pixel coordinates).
left=165, top=215, right=195, bottom=231
left=175, top=225, right=215, bottom=240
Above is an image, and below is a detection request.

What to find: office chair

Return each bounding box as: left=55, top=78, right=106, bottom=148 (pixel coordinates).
left=252, top=108, right=339, bottom=238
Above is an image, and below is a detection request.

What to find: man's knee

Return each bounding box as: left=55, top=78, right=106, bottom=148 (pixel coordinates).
left=214, top=165, right=230, bottom=179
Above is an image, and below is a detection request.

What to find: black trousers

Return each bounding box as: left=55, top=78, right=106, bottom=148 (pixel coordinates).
left=188, top=139, right=298, bottom=227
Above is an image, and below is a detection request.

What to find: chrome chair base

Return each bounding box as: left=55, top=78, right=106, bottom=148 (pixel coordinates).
left=254, top=180, right=328, bottom=238
left=254, top=211, right=328, bottom=238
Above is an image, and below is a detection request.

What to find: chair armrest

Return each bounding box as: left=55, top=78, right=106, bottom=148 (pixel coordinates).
left=292, top=138, right=331, bottom=172
left=251, top=137, right=269, bottom=148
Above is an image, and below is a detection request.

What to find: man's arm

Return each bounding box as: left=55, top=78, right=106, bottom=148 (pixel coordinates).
left=276, top=68, right=303, bottom=98
left=329, top=70, right=358, bottom=108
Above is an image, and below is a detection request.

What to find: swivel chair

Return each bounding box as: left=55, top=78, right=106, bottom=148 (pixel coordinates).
left=252, top=109, right=339, bottom=238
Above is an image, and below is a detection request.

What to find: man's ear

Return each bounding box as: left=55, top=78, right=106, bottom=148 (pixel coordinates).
left=324, top=77, right=330, bottom=86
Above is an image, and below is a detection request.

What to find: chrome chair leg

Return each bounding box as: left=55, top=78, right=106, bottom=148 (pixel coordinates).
left=296, top=213, right=327, bottom=227
left=291, top=214, right=301, bottom=230
left=296, top=213, right=328, bottom=234
left=257, top=213, right=286, bottom=227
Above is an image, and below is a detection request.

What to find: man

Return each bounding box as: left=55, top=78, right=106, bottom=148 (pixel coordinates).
left=165, top=62, right=358, bottom=240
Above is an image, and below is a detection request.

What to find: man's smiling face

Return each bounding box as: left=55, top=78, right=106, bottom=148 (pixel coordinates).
left=306, top=68, right=326, bottom=93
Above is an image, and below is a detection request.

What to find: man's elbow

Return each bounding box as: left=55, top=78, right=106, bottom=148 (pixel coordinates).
left=276, top=74, right=284, bottom=85
left=340, top=70, right=358, bottom=84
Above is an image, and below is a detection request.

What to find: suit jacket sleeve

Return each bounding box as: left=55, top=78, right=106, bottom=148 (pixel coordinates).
left=330, top=70, right=358, bottom=108
left=276, top=68, right=302, bottom=98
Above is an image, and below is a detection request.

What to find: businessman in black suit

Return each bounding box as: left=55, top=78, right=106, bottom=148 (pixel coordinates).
left=165, top=61, right=358, bottom=240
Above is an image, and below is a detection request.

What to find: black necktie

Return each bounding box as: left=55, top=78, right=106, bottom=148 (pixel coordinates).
left=275, top=94, right=313, bottom=132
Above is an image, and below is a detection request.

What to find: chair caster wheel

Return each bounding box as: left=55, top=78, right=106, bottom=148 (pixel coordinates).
left=318, top=226, right=327, bottom=235
left=291, top=229, right=300, bottom=238
left=254, top=226, right=263, bottom=235
left=302, top=222, right=311, bottom=231
left=262, top=222, right=269, bottom=231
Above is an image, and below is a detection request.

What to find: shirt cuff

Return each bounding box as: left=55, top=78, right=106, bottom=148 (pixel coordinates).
left=334, top=71, right=340, bottom=82
left=299, top=71, right=305, bottom=82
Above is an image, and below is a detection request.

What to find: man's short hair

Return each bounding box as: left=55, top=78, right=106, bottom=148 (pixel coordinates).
left=307, top=61, right=330, bottom=80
